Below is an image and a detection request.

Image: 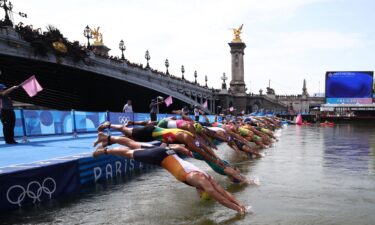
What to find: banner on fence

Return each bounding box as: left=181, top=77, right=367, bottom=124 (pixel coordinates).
left=0, top=161, right=79, bottom=211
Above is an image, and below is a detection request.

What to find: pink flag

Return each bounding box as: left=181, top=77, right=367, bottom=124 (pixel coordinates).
left=202, top=100, right=208, bottom=109
left=229, top=107, right=234, bottom=112
left=21, top=75, right=43, bottom=97
left=164, top=95, right=173, bottom=107
left=295, top=114, right=303, bottom=125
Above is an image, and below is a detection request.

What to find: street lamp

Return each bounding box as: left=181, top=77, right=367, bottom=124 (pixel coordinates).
left=165, top=59, right=169, bottom=75
left=145, top=50, right=150, bottom=68
left=0, top=0, right=13, bottom=26
left=181, top=65, right=185, bottom=80
left=83, top=25, right=92, bottom=48
left=119, top=39, right=126, bottom=60
left=221, top=72, right=228, bottom=89
left=205, top=75, right=208, bottom=87
left=0, top=1, right=26, bottom=27
left=194, top=71, right=197, bottom=84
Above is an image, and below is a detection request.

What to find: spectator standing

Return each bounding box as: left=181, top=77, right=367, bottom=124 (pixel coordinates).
left=194, top=105, right=200, bottom=122
left=123, top=100, right=133, bottom=113
left=0, top=84, right=19, bottom=144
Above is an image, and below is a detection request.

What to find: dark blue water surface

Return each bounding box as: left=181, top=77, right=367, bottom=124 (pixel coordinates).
left=1, top=123, right=375, bottom=225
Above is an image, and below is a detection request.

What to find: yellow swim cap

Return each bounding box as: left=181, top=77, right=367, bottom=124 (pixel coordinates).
left=200, top=191, right=211, bottom=201
left=194, top=123, right=203, bottom=133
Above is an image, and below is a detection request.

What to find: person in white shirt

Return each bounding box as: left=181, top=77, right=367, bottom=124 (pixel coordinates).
left=123, top=100, right=133, bottom=113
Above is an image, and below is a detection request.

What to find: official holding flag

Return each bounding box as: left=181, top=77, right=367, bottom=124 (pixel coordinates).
left=0, top=75, right=43, bottom=144
left=0, top=84, right=19, bottom=144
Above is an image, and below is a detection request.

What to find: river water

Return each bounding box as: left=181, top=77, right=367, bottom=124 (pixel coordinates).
left=2, top=123, right=375, bottom=225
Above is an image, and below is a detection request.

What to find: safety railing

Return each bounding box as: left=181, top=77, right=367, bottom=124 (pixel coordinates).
left=0, top=109, right=221, bottom=140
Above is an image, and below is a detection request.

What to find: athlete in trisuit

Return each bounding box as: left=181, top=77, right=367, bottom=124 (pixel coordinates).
left=92, top=144, right=249, bottom=214
left=203, top=127, right=264, bottom=158
left=156, top=117, right=218, bottom=150
left=96, top=122, right=222, bottom=167
left=94, top=132, right=252, bottom=184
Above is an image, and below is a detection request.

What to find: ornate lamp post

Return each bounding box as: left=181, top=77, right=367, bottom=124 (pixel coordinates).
left=165, top=59, right=169, bottom=75
left=205, top=75, right=208, bottom=87
left=194, top=71, right=197, bottom=84
left=1, top=0, right=26, bottom=26
left=145, top=50, right=150, bottom=68
left=181, top=65, right=185, bottom=80
left=119, top=39, right=126, bottom=60
left=83, top=25, right=92, bottom=48
left=0, top=0, right=12, bottom=26
left=221, top=72, right=228, bottom=89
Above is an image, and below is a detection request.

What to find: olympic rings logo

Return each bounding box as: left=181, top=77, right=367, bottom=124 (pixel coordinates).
left=6, top=177, right=57, bottom=206
left=118, top=116, right=130, bottom=125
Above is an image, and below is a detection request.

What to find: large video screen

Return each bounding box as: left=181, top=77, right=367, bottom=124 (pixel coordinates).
left=326, top=71, right=373, bottom=104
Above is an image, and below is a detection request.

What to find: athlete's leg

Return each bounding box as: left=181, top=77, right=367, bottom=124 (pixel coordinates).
left=93, top=146, right=135, bottom=158
left=97, top=121, right=133, bottom=135
left=93, top=132, right=143, bottom=148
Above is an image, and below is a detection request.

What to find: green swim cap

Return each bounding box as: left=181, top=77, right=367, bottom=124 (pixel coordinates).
left=194, top=123, right=203, bottom=133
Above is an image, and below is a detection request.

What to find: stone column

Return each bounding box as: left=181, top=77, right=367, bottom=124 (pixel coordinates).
left=228, top=42, right=246, bottom=94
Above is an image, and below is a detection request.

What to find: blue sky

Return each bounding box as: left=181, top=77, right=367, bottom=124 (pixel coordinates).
left=4, top=0, right=375, bottom=95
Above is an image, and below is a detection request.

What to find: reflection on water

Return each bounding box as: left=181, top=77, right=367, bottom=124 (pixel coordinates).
left=1, top=123, right=375, bottom=225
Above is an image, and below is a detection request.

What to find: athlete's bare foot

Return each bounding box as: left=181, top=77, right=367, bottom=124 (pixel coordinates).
left=93, top=146, right=107, bottom=158
left=97, top=121, right=111, bottom=132
left=93, top=132, right=108, bottom=147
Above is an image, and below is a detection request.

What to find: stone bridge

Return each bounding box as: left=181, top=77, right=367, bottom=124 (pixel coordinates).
left=0, top=26, right=216, bottom=112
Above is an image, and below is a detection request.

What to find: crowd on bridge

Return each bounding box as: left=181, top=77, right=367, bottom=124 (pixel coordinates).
left=92, top=107, right=284, bottom=214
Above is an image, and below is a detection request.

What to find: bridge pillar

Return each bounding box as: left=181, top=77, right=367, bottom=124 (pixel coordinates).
left=229, top=42, right=246, bottom=94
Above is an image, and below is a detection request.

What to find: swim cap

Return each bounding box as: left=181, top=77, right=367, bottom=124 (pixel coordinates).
left=194, top=123, right=203, bottom=133
left=200, top=191, right=211, bottom=201
left=244, top=118, right=251, bottom=123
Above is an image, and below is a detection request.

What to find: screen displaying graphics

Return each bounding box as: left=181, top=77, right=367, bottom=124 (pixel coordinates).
left=326, top=71, right=374, bottom=104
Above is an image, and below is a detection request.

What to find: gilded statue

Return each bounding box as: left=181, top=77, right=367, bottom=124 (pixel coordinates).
left=52, top=40, right=68, bottom=53
left=90, top=26, right=103, bottom=45
left=232, top=24, right=243, bottom=42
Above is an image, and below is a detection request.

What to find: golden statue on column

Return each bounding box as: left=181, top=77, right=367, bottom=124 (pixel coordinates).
left=232, top=24, right=243, bottom=43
